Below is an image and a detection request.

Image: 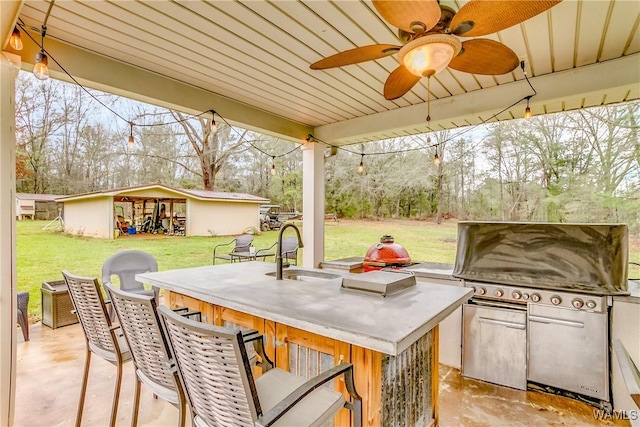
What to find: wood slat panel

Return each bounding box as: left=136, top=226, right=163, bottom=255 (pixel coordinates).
left=19, top=4, right=344, bottom=125
left=550, top=0, right=578, bottom=71
left=600, top=0, right=640, bottom=60
left=150, top=1, right=374, bottom=118
left=167, top=291, right=214, bottom=324
left=575, top=0, right=610, bottom=67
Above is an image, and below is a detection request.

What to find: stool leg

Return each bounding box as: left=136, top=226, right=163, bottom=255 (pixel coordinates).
left=75, top=349, right=92, bottom=427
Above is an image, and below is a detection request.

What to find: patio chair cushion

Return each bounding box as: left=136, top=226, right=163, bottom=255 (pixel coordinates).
left=255, top=368, right=345, bottom=427
left=191, top=367, right=344, bottom=427
left=88, top=332, right=130, bottom=363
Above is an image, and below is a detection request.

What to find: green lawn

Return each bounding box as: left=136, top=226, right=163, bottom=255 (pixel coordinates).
left=17, top=219, right=640, bottom=319
left=17, top=219, right=459, bottom=318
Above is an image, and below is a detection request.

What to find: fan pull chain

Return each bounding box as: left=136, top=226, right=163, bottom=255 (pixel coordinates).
left=426, top=76, right=431, bottom=123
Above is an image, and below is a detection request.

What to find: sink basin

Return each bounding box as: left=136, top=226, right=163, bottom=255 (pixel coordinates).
left=266, top=269, right=341, bottom=282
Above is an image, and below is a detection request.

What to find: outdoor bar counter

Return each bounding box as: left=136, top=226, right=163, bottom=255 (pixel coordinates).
left=138, top=262, right=472, bottom=427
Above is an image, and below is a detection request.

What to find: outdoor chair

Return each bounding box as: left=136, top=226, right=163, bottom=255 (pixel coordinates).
left=102, top=249, right=159, bottom=309
left=212, top=234, right=254, bottom=264
left=62, top=270, right=131, bottom=427
left=158, top=305, right=362, bottom=427
left=103, top=282, right=186, bottom=427
left=17, top=291, right=29, bottom=341
left=257, top=236, right=299, bottom=266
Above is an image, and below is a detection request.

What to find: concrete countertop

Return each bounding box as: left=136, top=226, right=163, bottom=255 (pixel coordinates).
left=138, top=262, right=472, bottom=356
left=319, top=257, right=364, bottom=269
left=404, top=262, right=458, bottom=281
left=613, top=280, right=640, bottom=303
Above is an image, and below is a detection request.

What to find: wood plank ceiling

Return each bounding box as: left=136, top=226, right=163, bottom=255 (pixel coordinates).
left=10, top=0, right=640, bottom=144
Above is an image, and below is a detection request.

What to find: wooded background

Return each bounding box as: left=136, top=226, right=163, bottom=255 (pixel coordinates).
left=15, top=72, right=640, bottom=232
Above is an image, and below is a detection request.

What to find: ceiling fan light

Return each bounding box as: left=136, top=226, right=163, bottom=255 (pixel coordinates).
left=399, top=34, right=461, bottom=77
left=33, top=51, right=49, bottom=80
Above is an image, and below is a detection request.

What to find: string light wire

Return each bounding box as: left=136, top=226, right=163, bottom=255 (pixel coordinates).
left=16, top=19, right=537, bottom=164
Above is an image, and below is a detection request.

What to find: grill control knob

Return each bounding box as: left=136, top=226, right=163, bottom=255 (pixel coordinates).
left=551, top=295, right=562, bottom=305
left=586, top=300, right=597, bottom=309
left=475, top=287, right=486, bottom=296
left=522, top=293, right=530, bottom=300
left=572, top=298, right=584, bottom=309
left=494, top=289, right=504, bottom=297
left=530, top=293, right=541, bottom=303
left=512, top=291, right=522, bottom=300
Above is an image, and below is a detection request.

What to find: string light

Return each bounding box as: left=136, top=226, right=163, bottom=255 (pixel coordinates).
left=33, top=1, right=54, bottom=81
left=128, top=122, right=134, bottom=151
left=433, top=153, right=440, bottom=166
left=210, top=110, right=217, bottom=132
left=521, top=61, right=536, bottom=120
left=524, top=96, right=532, bottom=119
left=10, top=27, right=23, bottom=51
left=33, top=51, right=49, bottom=80
left=270, top=157, right=276, bottom=175
left=17, top=10, right=532, bottom=165
left=17, top=11, right=536, bottom=167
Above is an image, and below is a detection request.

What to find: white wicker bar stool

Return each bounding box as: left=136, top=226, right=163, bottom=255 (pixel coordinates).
left=158, top=306, right=362, bottom=427
left=104, top=282, right=186, bottom=427
left=62, top=270, right=131, bottom=427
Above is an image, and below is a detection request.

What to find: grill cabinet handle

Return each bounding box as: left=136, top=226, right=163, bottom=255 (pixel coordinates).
left=528, top=314, right=584, bottom=328
left=479, top=317, right=526, bottom=330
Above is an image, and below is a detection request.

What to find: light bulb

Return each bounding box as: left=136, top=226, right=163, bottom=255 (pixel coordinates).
left=433, top=153, right=441, bottom=166
left=33, top=52, right=49, bottom=80
left=10, top=27, right=23, bottom=51
left=210, top=118, right=217, bottom=133
left=358, top=161, right=364, bottom=174
left=128, top=134, right=135, bottom=151
left=271, top=163, right=276, bottom=175
left=524, top=106, right=532, bottom=119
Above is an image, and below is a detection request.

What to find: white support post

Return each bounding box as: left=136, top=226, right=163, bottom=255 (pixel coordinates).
left=0, top=51, right=20, bottom=427
left=301, top=139, right=325, bottom=268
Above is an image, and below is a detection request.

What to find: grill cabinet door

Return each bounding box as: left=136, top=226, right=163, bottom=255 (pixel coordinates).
left=528, top=304, right=609, bottom=401
left=462, top=304, right=527, bottom=390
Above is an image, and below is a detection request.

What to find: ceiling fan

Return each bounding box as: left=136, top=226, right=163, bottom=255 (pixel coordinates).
left=310, top=0, right=562, bottom=101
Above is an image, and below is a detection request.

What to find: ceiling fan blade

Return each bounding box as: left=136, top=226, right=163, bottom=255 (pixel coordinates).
left=448, top=39, right=519, bottom=75
left=451, top=0, right=562, bottom=37
left=384, top=65, right=421, bottom=100
left=372, top=0, right=441, bottom=34
left=310, top=44, right=401, bottom=70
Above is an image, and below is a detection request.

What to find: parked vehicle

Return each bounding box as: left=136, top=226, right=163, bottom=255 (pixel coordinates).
left=259, top=205, right=283, bottom=231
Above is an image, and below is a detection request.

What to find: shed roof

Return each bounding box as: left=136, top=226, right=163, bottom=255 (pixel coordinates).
left=56, top=184, right=269, bottom=204
left=16, top=193, right=65, bottom=202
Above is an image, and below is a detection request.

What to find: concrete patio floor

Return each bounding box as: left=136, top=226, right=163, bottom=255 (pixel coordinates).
left=15, top=322, right=627, bottom=427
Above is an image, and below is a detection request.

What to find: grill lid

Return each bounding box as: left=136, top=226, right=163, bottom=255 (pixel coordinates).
left=364, top=235, right=411, bottom=266
left=453, top=222, right=629, bottom=295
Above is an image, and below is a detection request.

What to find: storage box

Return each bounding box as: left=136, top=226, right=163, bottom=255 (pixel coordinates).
left=41, top=280, right=79, bottom=329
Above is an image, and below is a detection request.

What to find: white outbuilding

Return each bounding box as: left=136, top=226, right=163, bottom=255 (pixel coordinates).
left=57, top=184, right=269, bottom=239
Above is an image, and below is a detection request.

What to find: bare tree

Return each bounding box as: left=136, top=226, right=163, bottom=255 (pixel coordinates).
left=171, top=112, right=248, bottom=190
left=15, top=74, right=66, bottom=193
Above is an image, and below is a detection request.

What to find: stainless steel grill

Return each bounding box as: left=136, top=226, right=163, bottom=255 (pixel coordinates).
left=455, top=222, right=629, bottom=406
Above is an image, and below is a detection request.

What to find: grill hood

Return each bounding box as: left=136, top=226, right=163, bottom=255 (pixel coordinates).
left=453, top=222, right=629, bottom=295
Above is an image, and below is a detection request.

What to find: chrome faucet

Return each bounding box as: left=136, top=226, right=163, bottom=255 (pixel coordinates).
left=276, top=223, right=304, bottom=280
